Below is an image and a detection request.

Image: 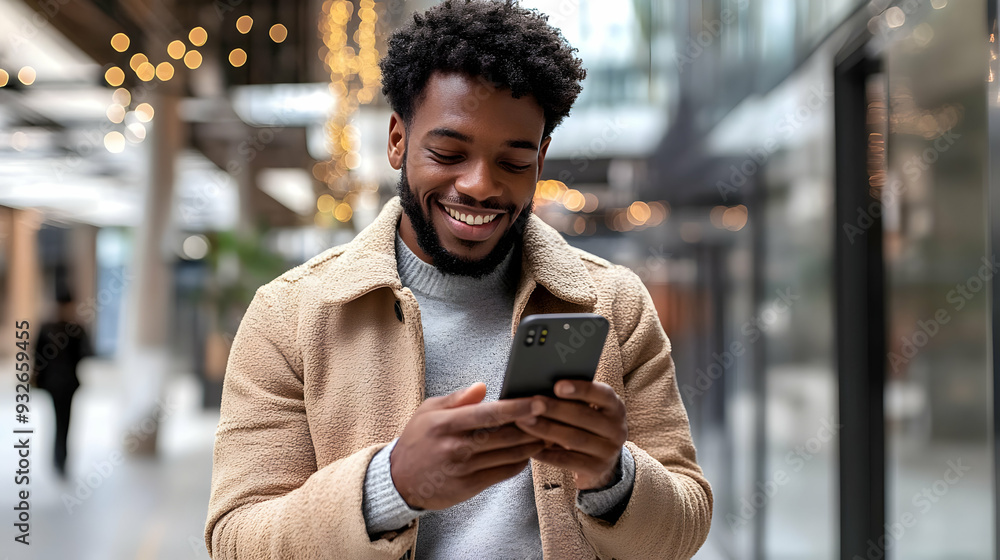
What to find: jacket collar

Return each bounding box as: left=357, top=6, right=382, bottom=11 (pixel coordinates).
left=320, top=196, right=597, bottom=306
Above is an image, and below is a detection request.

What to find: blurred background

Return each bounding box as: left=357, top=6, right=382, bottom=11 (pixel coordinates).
left=0, top=0, right=997, bottom=558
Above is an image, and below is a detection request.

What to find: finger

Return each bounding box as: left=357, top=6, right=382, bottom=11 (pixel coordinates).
left=453, top=441, right=546, bottom=476
left=554, top=380, right=623, bottom=413
left=514, top=415, right=618, bottom=459
left=459, top=458, right=532, bottom=491
left=462, top=424, right=543, bottom=453
left=427, top=382, right=487, bottom=410
left=532, top=447, right=611, bottom=479
left=441, top=398, right=540, bottom=432
left=529, top=396, right=621, bottom=441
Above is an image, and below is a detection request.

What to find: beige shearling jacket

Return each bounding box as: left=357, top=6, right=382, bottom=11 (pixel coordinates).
left=204, top=196, right=712, bottom=559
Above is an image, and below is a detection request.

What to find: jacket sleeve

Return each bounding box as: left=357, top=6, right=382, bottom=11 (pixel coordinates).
left=204, top=282, right=418, bottom=560
left=577, top=267, right=713, bottom=559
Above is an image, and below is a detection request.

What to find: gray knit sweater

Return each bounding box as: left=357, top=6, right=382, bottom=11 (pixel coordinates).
left=361, top=230, right=635, bottom=558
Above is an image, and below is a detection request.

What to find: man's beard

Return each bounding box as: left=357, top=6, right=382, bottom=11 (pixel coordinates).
left=396, top=157, right=531, bottom=278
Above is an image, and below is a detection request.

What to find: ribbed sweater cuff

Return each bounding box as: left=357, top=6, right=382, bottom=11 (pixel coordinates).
left=575, top=445, right=635, bottom=518
left=362, top=438, right=424, bottom=537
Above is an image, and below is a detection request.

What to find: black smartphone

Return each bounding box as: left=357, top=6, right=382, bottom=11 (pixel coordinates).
left=499, top=313, right=609, bottom=399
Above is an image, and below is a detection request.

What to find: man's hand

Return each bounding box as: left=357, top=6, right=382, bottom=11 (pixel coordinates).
left=390, top=382, right=546, bottom=510
left=514, top=380, right=628, bottom=490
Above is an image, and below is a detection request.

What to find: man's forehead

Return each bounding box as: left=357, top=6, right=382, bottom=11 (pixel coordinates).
left=411, top=71, right=546, bottom=141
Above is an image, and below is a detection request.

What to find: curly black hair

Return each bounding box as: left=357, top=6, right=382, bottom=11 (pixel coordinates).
left=379, top=0, right=587, bottom=139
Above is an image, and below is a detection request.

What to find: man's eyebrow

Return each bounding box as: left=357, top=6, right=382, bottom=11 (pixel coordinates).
left=425, top=127, right=538, bottom=151
left=426, top=127, right=472, bottom=143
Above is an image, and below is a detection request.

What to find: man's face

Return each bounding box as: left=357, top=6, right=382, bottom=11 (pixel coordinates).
left=388, top=71, right=551, bottom=277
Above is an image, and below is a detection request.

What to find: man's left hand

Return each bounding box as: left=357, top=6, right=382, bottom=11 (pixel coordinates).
left=514, top=380, right=628, bottom=490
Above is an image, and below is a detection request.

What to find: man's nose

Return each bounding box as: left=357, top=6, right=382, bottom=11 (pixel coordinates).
left=454, top=159, right=503, bottom=200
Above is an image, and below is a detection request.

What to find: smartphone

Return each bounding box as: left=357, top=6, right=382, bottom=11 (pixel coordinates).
left=499, top=313, right=609, bottom=399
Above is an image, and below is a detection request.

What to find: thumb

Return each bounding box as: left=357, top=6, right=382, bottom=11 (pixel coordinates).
left=437, top=382, right=487, bottom=409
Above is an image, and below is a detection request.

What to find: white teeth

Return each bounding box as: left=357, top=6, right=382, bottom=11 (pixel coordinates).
left=445, top=206, right=498, bottom=225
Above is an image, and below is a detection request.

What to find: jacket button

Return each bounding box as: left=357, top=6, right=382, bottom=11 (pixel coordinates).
left=394, top=300, right=404, bottom=322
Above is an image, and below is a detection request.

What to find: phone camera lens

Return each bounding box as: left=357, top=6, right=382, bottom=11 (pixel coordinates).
left=528, top=328, right=536, bottom=336
left=525, top=337, right=534, bottom=345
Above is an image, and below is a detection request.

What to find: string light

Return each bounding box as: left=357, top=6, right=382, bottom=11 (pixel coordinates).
left=229, top=48, right=247, bottom=67
left=105, top=66, right=125, bottom=87
left=129, top=53, right=147, bottom=71
left=236, top=15, right=254, bottom=34
left=155, top=61, right=175, bottom=81
left=107, top=103, right=126, bottom=123
left=18, top=67, right=36, bottom=85
left=0, top=69, right=8, bottom=87
left=318, top=0, right=381, bottom=207
left=136, top=61, right=156, bottom=81
left=184, top=50, right=203, bottom=69
left=112, top=88, right=131, bottom=106
left=167, top=40, right=186, bottom=60
left=189, top=27, right=208, bottom=47
left=111, top=33, right=130, bottom=52
left=104, top=131, right=125, bottom=153
left=135, top=103, right=154, bottom=122
left=269, top=23, right=288, bottom=43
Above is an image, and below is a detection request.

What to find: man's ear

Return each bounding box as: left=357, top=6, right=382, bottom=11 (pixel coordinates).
left=536, top=136, right=552, bottom=179
left=387, top=112, right=406, bottom=170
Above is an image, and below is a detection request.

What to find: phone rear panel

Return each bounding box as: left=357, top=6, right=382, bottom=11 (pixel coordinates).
left=500, top=313, right=609, bottom=399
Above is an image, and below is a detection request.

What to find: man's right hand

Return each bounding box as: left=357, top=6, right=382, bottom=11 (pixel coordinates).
left=390, top=382, right=546, bottom=510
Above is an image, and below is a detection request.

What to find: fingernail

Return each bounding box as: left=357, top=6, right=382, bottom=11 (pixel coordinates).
left=521, top=416, right=537, bottom=426
left=531, top=400, right=546, bottom=415
left=558, top=382, right=574, bottom=395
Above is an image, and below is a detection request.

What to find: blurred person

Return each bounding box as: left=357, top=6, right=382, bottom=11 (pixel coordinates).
left=31, top=290, right=92, bottom=479
left=205, top=1, right=711, bottom=559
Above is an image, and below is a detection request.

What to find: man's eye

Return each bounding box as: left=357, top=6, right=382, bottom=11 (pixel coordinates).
left=428, top=150, right=461, bottom=162
left=504, top=163, right=531, bottom=172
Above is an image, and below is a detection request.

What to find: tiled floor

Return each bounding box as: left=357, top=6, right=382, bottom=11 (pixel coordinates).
left=1, top=358, right=218, bottom=560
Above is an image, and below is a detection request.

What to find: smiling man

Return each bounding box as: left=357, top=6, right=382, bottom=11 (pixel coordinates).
left=205, top=1, right=711, bottom=559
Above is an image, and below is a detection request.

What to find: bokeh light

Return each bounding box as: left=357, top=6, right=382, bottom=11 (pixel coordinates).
left=229, top=48, right=247, bottom=68
left=134, top=102, right=154, bottom=122
left=189, top=27, right=208, bottom=46
left=104, top=131, right=126, bottom=153
left=269, top=24, right=288, bottom=43
left=155, top=62, right=175, bottom=81
left=110, top=33, right=130, bottom=52
left=105, top=66, right=125, bottom=87
left=236, top=16, right=254, bottom=34
left=184, top=50, right=203, bottom=70
left=167, top=40, right=186, bottom=60
left=18, top=67, right=36, bottom=86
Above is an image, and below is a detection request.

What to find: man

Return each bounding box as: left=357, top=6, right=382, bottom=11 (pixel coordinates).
left=205, top=1, right=712, bottom=559
left=32, top=290, right=92, bottom=478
